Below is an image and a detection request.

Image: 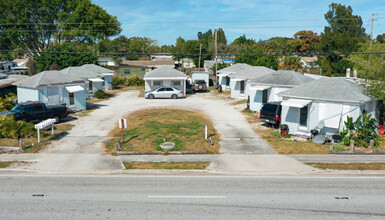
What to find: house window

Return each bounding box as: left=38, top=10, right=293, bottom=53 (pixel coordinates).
left=225, top=77, right=230, bottom=86
left=240, top=81, right=245, bottom=94
left=141, top=68, right=146, bottom=72
left=124, top=69, right=131, bottom=75
left=69, top=93, right=75, bottom=105
left=172, top=81, right=181, bottom=86
left=262, top=89, right=268, bottom=104
left=153, top=81, right=162, bottom=86
left=89, top=82, right=93, bottom=91
left=299, top=106, right=308, bottom=127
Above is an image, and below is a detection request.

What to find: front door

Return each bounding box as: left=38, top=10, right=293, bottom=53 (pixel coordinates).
left=68, top=92, right=75, bottom=106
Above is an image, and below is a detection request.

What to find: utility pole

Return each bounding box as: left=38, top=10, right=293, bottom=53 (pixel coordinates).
left=370, top=13, right=376, bottom=40
left=198, top=43, right=202, bottom=71
left=214, top=30, right=218, bottom=78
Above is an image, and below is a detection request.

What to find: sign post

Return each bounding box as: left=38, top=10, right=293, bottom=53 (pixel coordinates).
left=118, top=119, right=127, bottom=143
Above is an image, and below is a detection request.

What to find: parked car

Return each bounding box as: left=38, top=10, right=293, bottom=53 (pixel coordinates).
left=193, top=80, right=207, bottom=92
left=260, top=102, right=282, bottom=126
left=144, top=87, right=184, bottom=99
left=0, top=101, right=69, bottom=123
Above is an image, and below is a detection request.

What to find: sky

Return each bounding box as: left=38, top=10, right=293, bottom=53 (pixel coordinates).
left=91, top=0, right=385, bottom=46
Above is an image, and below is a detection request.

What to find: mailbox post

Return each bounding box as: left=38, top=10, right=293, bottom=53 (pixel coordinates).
left=118, top=119, right=127, bottom=143
left=34, top=119, right=56, bottom=143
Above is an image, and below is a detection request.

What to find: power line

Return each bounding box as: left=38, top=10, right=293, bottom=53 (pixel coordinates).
left=0, top=17, right=382, bottom=26
left=1, top=49, right=385, bottom=57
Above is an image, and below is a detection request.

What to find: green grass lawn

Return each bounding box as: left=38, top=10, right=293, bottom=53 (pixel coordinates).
left=123, top=161, right=210, bottom=169
left=105, top=109, right=221, bottom=154
left=306, top=162, right=385, bottom=170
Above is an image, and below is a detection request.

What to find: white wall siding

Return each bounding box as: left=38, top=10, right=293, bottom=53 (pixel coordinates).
left=17, top=87, right=39, bottom=103
left=249, top=89, right=262, bottom=112
left=191, top=73, right=209, bottom=87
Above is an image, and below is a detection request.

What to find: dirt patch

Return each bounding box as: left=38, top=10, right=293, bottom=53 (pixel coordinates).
left=105, top=108, right=221, bottom=154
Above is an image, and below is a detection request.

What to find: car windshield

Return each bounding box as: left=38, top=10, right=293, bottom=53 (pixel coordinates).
left=10, top=105, right=24, bottom=112
left=261, top=104, right=278, bottom=113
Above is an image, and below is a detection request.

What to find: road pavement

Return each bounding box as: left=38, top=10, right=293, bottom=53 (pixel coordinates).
left=1, top=174, right=385, bottom=219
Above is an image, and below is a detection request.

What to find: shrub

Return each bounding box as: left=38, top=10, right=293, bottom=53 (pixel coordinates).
left=340, top=112, right=380, bottom=147
left=93, top=90, right=107, bottom=99
left=112, top=75, right=126, bottom=86
left=126, top=75, right=144, bottom=86
left=0, top=93, right=17, bottom=111
left=0, top=115, right=36, bottom=139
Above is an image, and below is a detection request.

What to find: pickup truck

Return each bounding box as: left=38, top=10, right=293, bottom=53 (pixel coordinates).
left=0, top=101, right=69, bottom=123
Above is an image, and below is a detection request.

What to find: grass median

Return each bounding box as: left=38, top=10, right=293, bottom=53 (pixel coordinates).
left=105, top=108, right=221, bottom=154
left=306, top=163, right=385, bottom=170
left=123, top=161, right=210, bottom=169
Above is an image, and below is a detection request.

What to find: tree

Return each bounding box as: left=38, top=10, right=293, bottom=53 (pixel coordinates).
left=289, top=30, right=321, bottom=53
left=318, top=3, right=367, bottom=76
left=0, top=0, right=121, bottom=56
left=236, top=49, right=278, bottom=70
left=34, top=43, right=98, bottom=73
left=281, top=56, right=302, bottom=71
left=376, top=34, right=385, bottom=43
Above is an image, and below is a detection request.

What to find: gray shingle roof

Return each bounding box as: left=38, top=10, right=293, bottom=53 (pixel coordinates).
left=13, top=71, right=84, bottom=88
left=144, top=66, right=187, bottom=78
left=249, top=70, right=314, bottom=87
left=277, top=78, right=372, bottom=103
left=60, top=67, right=100, bottom=79
left=81, top=64, right=114, bottom=74
left=218, top=63, right=275, bottom=79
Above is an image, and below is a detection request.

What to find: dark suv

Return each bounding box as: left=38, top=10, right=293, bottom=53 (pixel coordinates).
left=260, top=102, right=282, bottom=126
left=193, top=80, right=207, bottom=92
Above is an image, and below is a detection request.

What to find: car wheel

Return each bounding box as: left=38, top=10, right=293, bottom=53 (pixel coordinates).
left=148, top=94, right=154, bottom=99
left=53, top=115, right=61, bottom=123
left=171, top=94, right=178, bottom=99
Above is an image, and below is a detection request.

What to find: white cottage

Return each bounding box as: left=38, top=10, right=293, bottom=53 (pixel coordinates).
left=248, top=70, right=314, bottom=112
left=277, top=78, right=377, bottom=137
left=144, top=66, right=187, bottom=95
left=13, top=71, right=87, bottom=110
left=217, top=63, right=274, bottom=99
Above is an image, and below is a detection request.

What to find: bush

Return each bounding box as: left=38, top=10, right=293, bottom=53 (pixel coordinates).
left=112, top=75, right=144, bottom=87
left=93, top=90, right=107, bottom=99
left=112, top=75, right=126, bottom=86
left=0, top=93, right=17, bottom=111
left=0, top=115, right=36, bottom=139
left=126, top=75, right=144, bottom=86
left=340, top=112, right=380, bottom=147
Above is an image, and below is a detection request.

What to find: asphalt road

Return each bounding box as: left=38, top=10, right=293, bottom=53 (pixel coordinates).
left=1, top=175, right=385, bottom=219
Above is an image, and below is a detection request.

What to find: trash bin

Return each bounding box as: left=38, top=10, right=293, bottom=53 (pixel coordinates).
left=280, top=124, right=288, bottom=137
left=379, top=126, right=385, bottom=136
left=310, top=129, right=319, bottom=139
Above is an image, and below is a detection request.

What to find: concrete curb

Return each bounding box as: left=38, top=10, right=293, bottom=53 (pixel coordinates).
left=117, top=151, right=207, bottom=155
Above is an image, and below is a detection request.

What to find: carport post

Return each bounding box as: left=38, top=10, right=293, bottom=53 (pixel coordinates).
left=121, top=119, right=124, bottom=143
left=51, top=125, right=54, bottom=135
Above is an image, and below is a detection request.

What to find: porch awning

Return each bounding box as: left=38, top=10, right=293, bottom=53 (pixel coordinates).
left=65, top=85, right=84, bottom=93
left=89, top=78, right=104, bottom=82
left=281, top=99, right=312, bottom=108
left=218, top=72, right=232, bottom=77
left=231, top=78, right=244, bottom=82
left=250, top=85, right=271, bottom=91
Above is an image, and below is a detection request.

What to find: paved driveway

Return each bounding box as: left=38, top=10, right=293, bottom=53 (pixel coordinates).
left=5, top=90, right=313, bottom=174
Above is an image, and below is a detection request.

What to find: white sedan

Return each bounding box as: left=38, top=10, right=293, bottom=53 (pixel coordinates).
left=144, top=87, right=184, bottom=99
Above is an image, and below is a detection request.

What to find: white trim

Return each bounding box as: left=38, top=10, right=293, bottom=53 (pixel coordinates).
left=89, top=78, right=104, bottom=82
left=100, top=73, right=114, bottom=76
left=65, top=85, right=84, bottom=93
left=232, top=78, right=244, bottom=82
left=144, top=77, right=187, bottom=80
left=282, top=99, right=312, bottom=108
left=250, top=85, right=271, bottom=91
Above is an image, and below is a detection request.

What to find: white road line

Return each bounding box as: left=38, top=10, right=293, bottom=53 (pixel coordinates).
left=148, top=195, right=227, bottom=199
